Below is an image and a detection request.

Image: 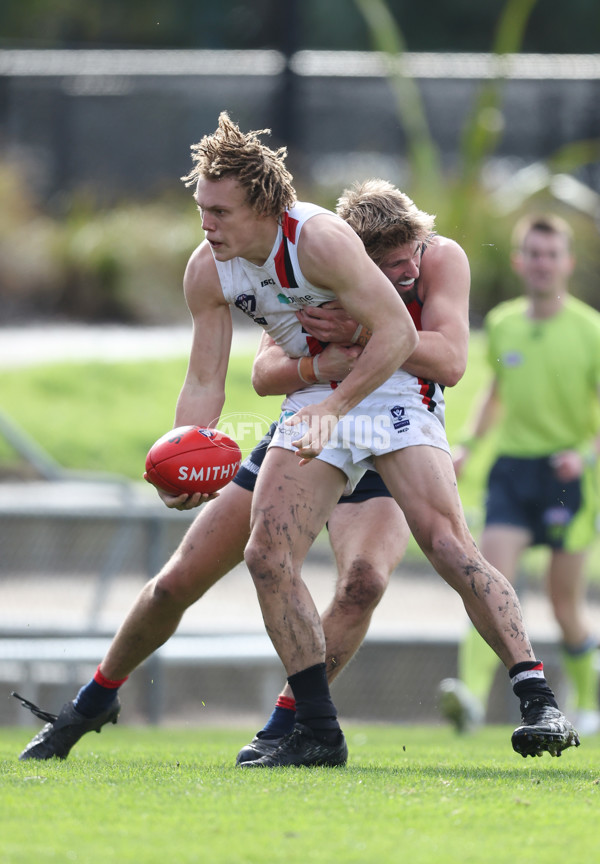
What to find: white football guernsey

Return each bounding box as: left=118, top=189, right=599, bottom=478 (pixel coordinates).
left=214, top=202, right=338, bottom=361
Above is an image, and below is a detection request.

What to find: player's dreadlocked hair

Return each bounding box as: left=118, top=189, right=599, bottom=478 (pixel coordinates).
left=182, top=112, right=296, bottom=217
left=337, top=179, right=435, bottom=266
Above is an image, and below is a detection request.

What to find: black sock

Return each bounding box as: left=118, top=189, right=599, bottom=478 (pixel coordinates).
left=287, top=662, right=340, bottom=741
left=509, top=660, right=558, bottom=709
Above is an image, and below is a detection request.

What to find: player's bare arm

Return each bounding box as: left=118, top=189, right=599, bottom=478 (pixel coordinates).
left=294, top=238, right=469, bottom=389
left=299, top=216, right=417, bottom=411
left=294, top=302, right=358, bottom=345
left=551, top=384, right=600, bottom=482
left=175, top=240, right=233, bottom=427
left=289, top=217, right=418, bottom=454
left=152, top=241, right=233, bottom=511
left=251, top=330, right=361, bottom=397
left=400, top=238, right=470, bottom=387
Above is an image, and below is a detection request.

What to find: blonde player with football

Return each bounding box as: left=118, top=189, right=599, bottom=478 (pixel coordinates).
left=14, top=116, right=579, bottom=766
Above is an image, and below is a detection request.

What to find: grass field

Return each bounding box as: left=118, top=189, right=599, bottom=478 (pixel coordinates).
left=0, top=330, right=490, bottom=480
left=0, top=330, right=510, bottom=536
left=1, top=329, right=598, bottom=579
left=0, top=724, right=596, bottom=864
left=1, top=337, right=599, bottom=860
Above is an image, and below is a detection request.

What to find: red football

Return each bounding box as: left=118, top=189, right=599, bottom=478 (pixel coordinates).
left=145, top=425, right=242, bottom=495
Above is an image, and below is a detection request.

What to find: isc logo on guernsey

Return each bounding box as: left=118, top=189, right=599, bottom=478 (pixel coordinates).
left=177, top=462, right=240, bottom=482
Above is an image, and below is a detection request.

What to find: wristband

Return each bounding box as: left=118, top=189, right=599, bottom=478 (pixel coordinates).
left=350, top=324, right=363, bottom=344
left=355, top=327, right=372, bottom=348
left=312, top=354, right=330, bottom=384
left=297, top=356, right=317, bottom=384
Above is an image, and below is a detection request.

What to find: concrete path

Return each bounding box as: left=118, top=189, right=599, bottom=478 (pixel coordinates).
left=0, top=321, right=260, bottom=368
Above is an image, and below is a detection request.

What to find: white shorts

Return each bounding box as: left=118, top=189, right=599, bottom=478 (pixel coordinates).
left=270, top=370, right=450, bottom=493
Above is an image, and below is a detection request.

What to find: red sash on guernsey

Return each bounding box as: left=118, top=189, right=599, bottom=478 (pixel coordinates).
left=274, top=211, right=336, bottom=385
left=406, top=297, right=437, bottom=413
left=274, top=212, right=300, bottom=289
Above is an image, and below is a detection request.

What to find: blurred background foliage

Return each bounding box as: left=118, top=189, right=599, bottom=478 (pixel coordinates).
left=0, top=163, right=198, bottom=324
left=0, top=0, right=598, bottom=325
left=351, top=0, right=600, bottom=322
left=1, top=154, right=597, bottom=327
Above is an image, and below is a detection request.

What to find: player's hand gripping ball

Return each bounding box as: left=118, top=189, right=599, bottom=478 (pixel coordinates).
left=145, top=426, right=242, bottom=495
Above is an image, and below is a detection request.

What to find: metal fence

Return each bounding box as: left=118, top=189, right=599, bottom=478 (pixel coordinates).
left=0, top=476, right=568, bottom=729
left=1, top=49, right=599, bottom=199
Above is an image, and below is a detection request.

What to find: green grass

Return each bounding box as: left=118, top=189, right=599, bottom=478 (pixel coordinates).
left=0, top=331, right=488, bottom=486
left=1, top=330, right=599, bottom=580
left=0, top=724, right=596, bottom=864
left=0, top=352, right=283, bottom=480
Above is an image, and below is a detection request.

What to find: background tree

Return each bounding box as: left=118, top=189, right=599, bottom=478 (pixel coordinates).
left=353, top=0, right=600, bottom=320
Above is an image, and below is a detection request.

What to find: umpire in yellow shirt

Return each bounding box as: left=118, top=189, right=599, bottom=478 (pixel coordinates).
left=444, top=213, right=600, bottom=735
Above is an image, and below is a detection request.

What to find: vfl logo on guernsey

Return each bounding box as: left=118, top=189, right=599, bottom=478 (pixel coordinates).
left=235, top=293, right=256, bottom=314
left=390, top=406, right=410, bottom=432
left=234, top=293, right=267, bottom=326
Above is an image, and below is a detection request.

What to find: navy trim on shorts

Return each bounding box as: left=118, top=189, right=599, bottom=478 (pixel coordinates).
left=338, top=469, right=391, bottom=503
left=233, top=422, right=392, bottom=502
left=232, top=422, right=276, bottom=492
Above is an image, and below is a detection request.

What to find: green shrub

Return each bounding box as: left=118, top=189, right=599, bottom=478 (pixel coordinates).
left=55, top=198, right=200, bottom=323
left=0, top=161, right=201, bottom=324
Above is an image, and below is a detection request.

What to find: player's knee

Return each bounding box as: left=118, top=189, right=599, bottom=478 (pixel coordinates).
left=244, top=539, right=300, bottom=591
left=151, top=561, right=197, bottom=607
left=337, top=558, right=389, bottom=614
left=148, top=575, right=179, bottom=607
left=244, top=540, right=276, bottom=586
left=427, top=522, right=472, bottom=566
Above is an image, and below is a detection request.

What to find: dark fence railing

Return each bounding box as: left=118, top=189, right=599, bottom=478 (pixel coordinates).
left=1, top=50, right=599, bottom=199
